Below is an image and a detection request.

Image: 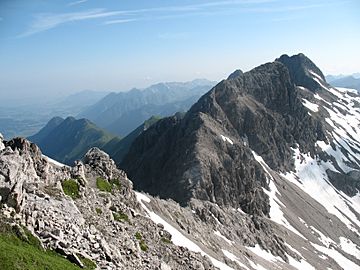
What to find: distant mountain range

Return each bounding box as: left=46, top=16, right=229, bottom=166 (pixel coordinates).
left=53, top=90, right=110, bottom=115
left=28, top=116, right=118, bottom=165
left=78, top=79, right=216, bottom=136
left=326, top=75, right=360, bottom=92
left=326, top=72, right=360, bottom=82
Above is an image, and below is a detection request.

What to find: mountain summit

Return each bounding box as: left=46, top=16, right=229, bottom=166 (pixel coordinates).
left=276, top=53, right=328, bottom=91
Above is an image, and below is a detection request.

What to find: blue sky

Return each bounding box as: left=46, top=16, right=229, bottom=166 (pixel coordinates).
left=0, top=0, right=359, bottom=99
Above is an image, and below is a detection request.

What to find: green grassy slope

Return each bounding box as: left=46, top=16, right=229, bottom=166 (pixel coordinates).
left=0, top=222, right=95, bottom=270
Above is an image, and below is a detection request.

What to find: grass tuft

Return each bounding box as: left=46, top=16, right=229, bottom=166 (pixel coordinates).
left=62, top=179, right=80, bottom=199
left=109, top=178, right=121, bottom=189
left=78, top=255, right=96, bottom=270
left=112, top=211, right=129, bottom=222
left=135, top=232, right=142, bottom=240
left=161, top=237, right=172, bottom=244
left=96, top=178, right=112, bottom=192
left=139, top=240, right=148, bottom=252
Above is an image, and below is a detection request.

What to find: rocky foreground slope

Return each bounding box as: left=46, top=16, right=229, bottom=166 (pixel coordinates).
left=0, top=136, right=221, bottom=269
left=1, top=53, right=360, bottom=270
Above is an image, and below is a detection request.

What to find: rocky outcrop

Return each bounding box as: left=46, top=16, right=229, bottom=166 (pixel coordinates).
left=0, top=137, right=218, bottom=269
left=327, top=169, right=360, bottom=197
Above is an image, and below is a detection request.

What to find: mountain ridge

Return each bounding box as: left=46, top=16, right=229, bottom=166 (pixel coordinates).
left=28, top=116, right=119, bottom=165
left=78, top=79, right=216, bottom=136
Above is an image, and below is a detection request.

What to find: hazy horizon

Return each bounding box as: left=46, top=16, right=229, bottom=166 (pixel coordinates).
left=1, top=0, right=359, bottom=101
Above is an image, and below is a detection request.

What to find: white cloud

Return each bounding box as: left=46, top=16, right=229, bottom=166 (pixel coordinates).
left=19, top=0, right=331, bottom=38
left=68, top=0, right=88, bottom=7
left=103, top=18, right=137, bottom=25
left=18, top=9, right=127, bottom=37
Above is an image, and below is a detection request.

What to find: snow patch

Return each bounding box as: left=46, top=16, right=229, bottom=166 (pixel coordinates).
left=316, top=141, right=353, bottom=173
left=134, top=192, right=234, bottom=270
left=308, top=70, right=323, bottom=82
left=309, top=226, right=335, bottom=247
left=287, top=256, right=315, bottom=270
left=247, top=243, right=315, bottom=270
left=302, top=98, right=319, bottom=112
left=211, top=212, right=221, bottom=225
left=42, top=155, right=67, bottom=167
left=222, top=250, right=250, bottom=270
left=251, top=151, right=306, bottom=239
left=339, top=237, right=360, bottom=260
left=314, top=93, right=331, bottom=105
left=326, top=87, right=343, bottom=98
left=214, top=231, right=234, bottom=245
left=280, top=147, right=360, bottom=233
left=312, top=76, right=330, bottom=91
left=246, top=244, right=279, bottom=262
left=285, top=243, right=302, bottom=258
left=135, top=191, right=151, bottom=203
left=220, top=135, right=233, bottom=145
left=312, top=243, right=360, bottom=270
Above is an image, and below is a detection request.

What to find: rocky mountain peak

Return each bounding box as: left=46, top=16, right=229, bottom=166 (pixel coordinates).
left=276, top=53, right=327, bottom=91
left=227, top=69, right=243, bottom=79
left=83, top=147, right=118, bottom=175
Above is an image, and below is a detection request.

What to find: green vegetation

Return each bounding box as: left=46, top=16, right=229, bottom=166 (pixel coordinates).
left=0, top=222, right=94, bottom=270
left=95, top=208, right=102, bottom=215
left=139, top=240, right=148, bottom=252
left=134, top=232, right=148, bottom=251
left=96, top=177, right=112, bottom=192
left=62, top=179, right=80, bottom=199
left=78, top=255, right=96, bottom=270
left=109, top=178, right=121, bottom=189
left=112, top=211, right=129, bottom=222
left=161, top=237, right=172, bottom=244
left=135, top=232, right=142, bottom=240
left=96, top=177, right=121, bottom=193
